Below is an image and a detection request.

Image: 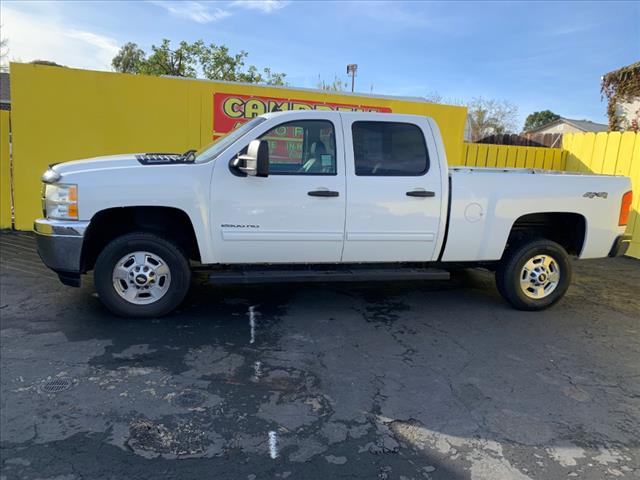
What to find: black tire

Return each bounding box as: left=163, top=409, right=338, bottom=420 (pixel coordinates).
left=94, top=232, right=191, bottom=318
left=496, top=239, right=571, bottom=311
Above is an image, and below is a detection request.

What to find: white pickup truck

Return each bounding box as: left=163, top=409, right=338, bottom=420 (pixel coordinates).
left=35, top=111, right=632, bottom=317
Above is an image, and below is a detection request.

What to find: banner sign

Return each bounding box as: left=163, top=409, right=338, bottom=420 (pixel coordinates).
left=212, top=92, right=392, bottom=138
left=263, top=126, right=304, bottom=164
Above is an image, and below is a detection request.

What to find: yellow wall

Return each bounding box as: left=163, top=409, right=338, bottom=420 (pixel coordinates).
left=461, top=136, right=639, bottom=259
left=0, top=110, right=10, bottom=228
left=10, top=63, right=467, bottom=230
left=563, top=132, right=640, bottom=259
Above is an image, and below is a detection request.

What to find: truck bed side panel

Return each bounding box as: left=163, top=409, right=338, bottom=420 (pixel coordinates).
left=441, top=169, right=630, bottom=262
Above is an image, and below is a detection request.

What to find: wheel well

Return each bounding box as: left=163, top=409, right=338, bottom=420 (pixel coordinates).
left=506, top=212, right=586, bottom=256
left=81, top=206, right=200, bottom=271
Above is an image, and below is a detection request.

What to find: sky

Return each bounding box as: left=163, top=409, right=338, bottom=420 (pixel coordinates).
left=1, top=0, right=639, bottom=129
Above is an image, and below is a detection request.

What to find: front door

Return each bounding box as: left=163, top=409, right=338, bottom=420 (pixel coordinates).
left=341, top=114, right=444, bottom=262
left=211, top=113, right=346, bottom=264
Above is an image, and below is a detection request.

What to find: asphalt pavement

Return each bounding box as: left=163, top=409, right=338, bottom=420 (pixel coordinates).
left=1, top=231, right=639, bottom=480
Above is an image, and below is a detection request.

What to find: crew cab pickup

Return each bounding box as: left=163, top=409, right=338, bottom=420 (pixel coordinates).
left=35, top=111, right=633, bottom=317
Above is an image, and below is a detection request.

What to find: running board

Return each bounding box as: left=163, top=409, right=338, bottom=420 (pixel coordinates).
left=207, top=267, right=450, bottom=285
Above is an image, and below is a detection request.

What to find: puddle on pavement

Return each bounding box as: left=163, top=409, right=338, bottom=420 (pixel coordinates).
left=268, top=430, right=278, bottom=459
left=248, top=304, right=259, bottom=344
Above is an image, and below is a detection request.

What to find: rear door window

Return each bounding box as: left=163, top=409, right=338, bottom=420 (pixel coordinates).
left=352, top=122, right=429, bottom=176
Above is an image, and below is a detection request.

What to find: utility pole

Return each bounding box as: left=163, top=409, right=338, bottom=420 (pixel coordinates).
left=346, top=64, right=357, bottom=93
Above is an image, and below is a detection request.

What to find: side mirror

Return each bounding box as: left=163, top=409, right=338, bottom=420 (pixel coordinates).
left=232, top=139, right=269, bottom=177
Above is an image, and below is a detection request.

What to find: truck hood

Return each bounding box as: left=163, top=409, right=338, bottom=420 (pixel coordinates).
left=52, top=154, right=142, bottom=176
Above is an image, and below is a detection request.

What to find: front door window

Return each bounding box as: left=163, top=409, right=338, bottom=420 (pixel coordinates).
left=260, top=120, right=337, bottom=175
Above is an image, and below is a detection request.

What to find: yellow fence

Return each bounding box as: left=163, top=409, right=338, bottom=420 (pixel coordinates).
left=461, top=134, right=640, bottom=259
left=458, top=143, right=566, bottom=169
left=9, top=63, right=467, bottom=231
left=563, top=132, right=640, bottom=258
left=0, top=110, right=10, bottom=228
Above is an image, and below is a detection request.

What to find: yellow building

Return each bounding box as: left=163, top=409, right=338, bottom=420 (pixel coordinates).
left=5, top=63, right=468, bottom=231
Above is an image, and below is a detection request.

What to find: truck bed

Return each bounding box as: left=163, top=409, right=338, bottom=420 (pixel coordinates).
left=441, top=167, right=629, bottom=262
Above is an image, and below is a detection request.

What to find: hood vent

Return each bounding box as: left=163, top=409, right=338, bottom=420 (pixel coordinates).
left=136, top=153, right=192, bottom=165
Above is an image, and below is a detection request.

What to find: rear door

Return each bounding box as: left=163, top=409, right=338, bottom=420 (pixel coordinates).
left=341, top=114, right=444, bottom=262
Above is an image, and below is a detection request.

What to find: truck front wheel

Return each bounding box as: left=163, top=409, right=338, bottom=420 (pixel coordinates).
left=496, top=239, right=572, bottom=311
left=93, top=232, right=191, bottom=318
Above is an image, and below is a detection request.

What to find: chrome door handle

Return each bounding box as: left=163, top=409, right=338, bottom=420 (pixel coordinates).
left=308, top=190, right=339, bottom=197
left=406, top=190, right=435, bottom=197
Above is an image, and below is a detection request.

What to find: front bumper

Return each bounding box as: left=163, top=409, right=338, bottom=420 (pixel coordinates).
left=34, top=218, right=89, bottom=286
left=609, top=234, right=632, bottom=257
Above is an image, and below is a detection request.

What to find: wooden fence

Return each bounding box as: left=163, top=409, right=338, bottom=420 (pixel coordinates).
left=476, top=133, right=563, bottom=148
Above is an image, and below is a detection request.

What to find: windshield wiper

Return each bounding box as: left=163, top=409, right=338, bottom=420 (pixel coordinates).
left=181, top=149, right=197, bottom=162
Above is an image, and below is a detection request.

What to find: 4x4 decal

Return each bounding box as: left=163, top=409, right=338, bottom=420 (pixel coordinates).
left=583, top=192, right=608, bottom=199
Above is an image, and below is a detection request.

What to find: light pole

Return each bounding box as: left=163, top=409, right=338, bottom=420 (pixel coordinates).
left=347, top=64, right=358, bottom=93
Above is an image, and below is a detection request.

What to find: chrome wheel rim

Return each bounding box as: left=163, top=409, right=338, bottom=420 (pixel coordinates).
left=520, top=254, right=560, bottom=299
left=112, top=251, right=171, bottom=305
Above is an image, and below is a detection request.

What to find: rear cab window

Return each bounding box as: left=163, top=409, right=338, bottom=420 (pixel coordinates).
left=352, top=121, right=429, bottom=176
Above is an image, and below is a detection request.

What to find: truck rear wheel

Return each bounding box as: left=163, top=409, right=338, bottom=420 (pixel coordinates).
left=93, top=232, right=191, bottom=318
left=496, top=239, right=571, bottom=311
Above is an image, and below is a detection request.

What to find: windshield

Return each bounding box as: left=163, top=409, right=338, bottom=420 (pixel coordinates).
left=195, top=117, right=267, bottom=163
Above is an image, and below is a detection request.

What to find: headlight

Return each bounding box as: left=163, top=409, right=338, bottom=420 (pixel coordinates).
left=44, top=184, right=78, bottom=219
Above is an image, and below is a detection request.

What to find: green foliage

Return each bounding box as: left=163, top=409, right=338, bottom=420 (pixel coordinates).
left=601, top=61, right=640, bottom=131
left=523, top=110, right=560, bottom=132
left=30, top=60, right=66, bottom=67
left=111, top=42, right=145, bottom=74
left=140, top=39, right=201, bottom=77
left=197, top=42, right=286, bottom=85
left=111, top=39, right=286, bottom=86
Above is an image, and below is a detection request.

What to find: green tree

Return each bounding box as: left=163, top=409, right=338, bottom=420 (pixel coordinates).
left=111, top=39, right=286, bottom=85
left=523, top=110, right=560, bottom=132
left=260, top=68, right=287, bottom=87
left=141, top=39, right=202, bottom=77
left=197, top=43, right=286, bottom=85
left=467, top=97, right=518, bottom=140
left=111, top=42, right=145, bottom=74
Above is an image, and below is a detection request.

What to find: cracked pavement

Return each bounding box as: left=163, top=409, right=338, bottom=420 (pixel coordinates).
left=1, top=232, right=639, bottom=479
